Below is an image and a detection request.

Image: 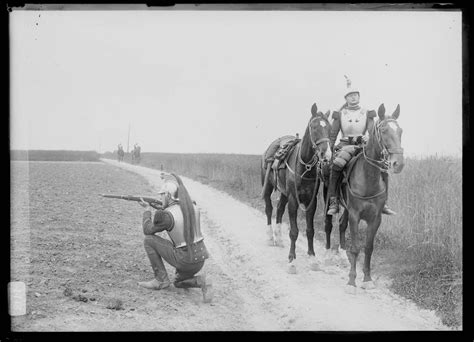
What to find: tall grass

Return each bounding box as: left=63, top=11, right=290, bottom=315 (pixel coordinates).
left=382, top=156, right=462, bottom=269
left=101, top=151, right=462, bottom=327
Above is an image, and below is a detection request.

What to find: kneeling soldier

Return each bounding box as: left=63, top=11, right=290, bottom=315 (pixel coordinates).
left=138, top=173, right=213, bottom=303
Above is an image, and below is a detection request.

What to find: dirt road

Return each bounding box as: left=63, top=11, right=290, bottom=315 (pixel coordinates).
left=10, top=160, right=449, bottom=331
left=99, top=159, right=448, bottom=331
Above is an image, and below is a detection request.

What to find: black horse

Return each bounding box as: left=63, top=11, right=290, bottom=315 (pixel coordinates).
left=261, top=103, right=332, bottom=273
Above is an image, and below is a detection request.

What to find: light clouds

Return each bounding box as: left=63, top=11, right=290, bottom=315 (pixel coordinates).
left=10, top=9, right=462, bottom=157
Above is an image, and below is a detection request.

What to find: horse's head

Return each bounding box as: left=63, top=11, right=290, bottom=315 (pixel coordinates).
left=309, top=103, right=332, bottom=162
left=376, top=104, right=404, bottom=173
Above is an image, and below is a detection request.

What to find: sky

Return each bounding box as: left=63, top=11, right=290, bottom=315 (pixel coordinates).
left=10, top=7, right=463, bottom=157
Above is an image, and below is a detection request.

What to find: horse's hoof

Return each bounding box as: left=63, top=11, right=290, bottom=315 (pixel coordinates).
left=361, top=280, right=376, bottom=290
left=287, top=264, right=297, bottom=274
left=310, top=262, right=322, bottom=272
left=337, top=254, right=350, bottom=267
left=344, top=285, right=357, bottom=295
left=266, top=240, right=275, bottom=247
left=275, top=239, right=284, bottom=248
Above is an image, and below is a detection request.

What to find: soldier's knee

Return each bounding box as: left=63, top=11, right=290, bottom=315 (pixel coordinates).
left=332, top=158, right=346, bottom=171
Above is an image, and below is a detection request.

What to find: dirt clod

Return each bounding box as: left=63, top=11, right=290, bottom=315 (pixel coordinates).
left=106, top=298, right=124, bottom=310
left=72, top=294, right=89, bottom=302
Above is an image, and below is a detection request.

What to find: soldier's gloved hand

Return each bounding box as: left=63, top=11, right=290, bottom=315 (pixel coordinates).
left=160, top=193, right=170, bottom=209
left=357, top=135, right=368, bottom=145
left=139, top=198, right=151, bottom=210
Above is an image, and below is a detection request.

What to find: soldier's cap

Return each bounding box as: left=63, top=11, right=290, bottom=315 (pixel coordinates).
left=159, top=173, right=179, bottom=199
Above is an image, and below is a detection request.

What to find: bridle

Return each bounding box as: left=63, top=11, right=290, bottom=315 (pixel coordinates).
left=291, top=115, right=331, bottom=212
left=362, top=118, right=404, bottom=173
left=298, top=116, right=330, bottom=177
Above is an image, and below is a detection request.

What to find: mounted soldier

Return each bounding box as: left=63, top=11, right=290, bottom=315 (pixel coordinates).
left=117, top=143, right=124, bottom=162
left=326, top=76, right=396, bottom=216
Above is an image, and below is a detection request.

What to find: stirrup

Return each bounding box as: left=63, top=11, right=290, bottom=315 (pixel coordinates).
left=327, top=198, right=339, bottom=215
left=327, top=206, right=339, bottom=215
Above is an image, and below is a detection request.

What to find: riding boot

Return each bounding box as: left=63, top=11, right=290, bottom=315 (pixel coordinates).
left=261, top=161, right=273, bottom=198
left=175, top=275, right=213, bottom=303
left=173, top=276, right=200, bottom=289
left=327, top=168, right=343, bottom=215
left=381, top=172, right=397, bottom=215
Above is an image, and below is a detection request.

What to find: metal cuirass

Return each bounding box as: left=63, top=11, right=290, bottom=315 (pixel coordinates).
left=340, top=107, right=368, bottom=138
left=165, top=203, right=204, bottom=248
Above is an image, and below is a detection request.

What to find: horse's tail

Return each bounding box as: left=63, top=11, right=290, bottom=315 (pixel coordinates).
left=261, top=154, right=267, bottom=186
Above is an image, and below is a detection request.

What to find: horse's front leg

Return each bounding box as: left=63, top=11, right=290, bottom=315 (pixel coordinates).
left=361, top=214, right=382, bottom=290
left=323, top=182, right=333, bottom=250
left=339, top=208, right=349, bottom=250
left=305, top=182, right=319, bottom=256
left=287, top=195, right=299, bottom=273
left=346, top=209, right=361, bottom=292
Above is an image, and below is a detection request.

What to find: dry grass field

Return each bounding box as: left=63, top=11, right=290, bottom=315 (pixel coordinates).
left=11, top=161, right=268, bottom=331
left=11, top=150, right=100, bottom=162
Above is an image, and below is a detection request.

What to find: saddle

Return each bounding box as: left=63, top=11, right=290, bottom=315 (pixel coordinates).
left=271, top=142, right=300, bottom=194
left=263, top=136, right=300, bottom=170
left=278, top=141, right=299, bottom=169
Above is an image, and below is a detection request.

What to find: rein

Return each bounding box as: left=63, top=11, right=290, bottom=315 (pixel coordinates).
left=362, top=118, right=403, bottom=172
left=290, top=116, right=330, bottom=212
left=347, top=118, right=403, bottom=200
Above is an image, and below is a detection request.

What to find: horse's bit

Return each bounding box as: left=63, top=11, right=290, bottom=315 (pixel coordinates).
left=363, top=118, right=403, bottom=172
left=299, top=117, right=330, bottom=178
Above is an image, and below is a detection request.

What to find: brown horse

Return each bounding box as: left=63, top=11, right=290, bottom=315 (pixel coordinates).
left=261, top=103, right=332, bottom=273
left=338, top=103, right=404, bottom=291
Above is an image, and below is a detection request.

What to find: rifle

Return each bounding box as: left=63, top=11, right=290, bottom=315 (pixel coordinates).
left=100, top=194, right=166, bottom=209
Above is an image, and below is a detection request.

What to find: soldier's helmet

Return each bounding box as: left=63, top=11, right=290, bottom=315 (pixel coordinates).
left=344, top=75, right=360, bottom=98
left=160, top=174, right=179, bottom=200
